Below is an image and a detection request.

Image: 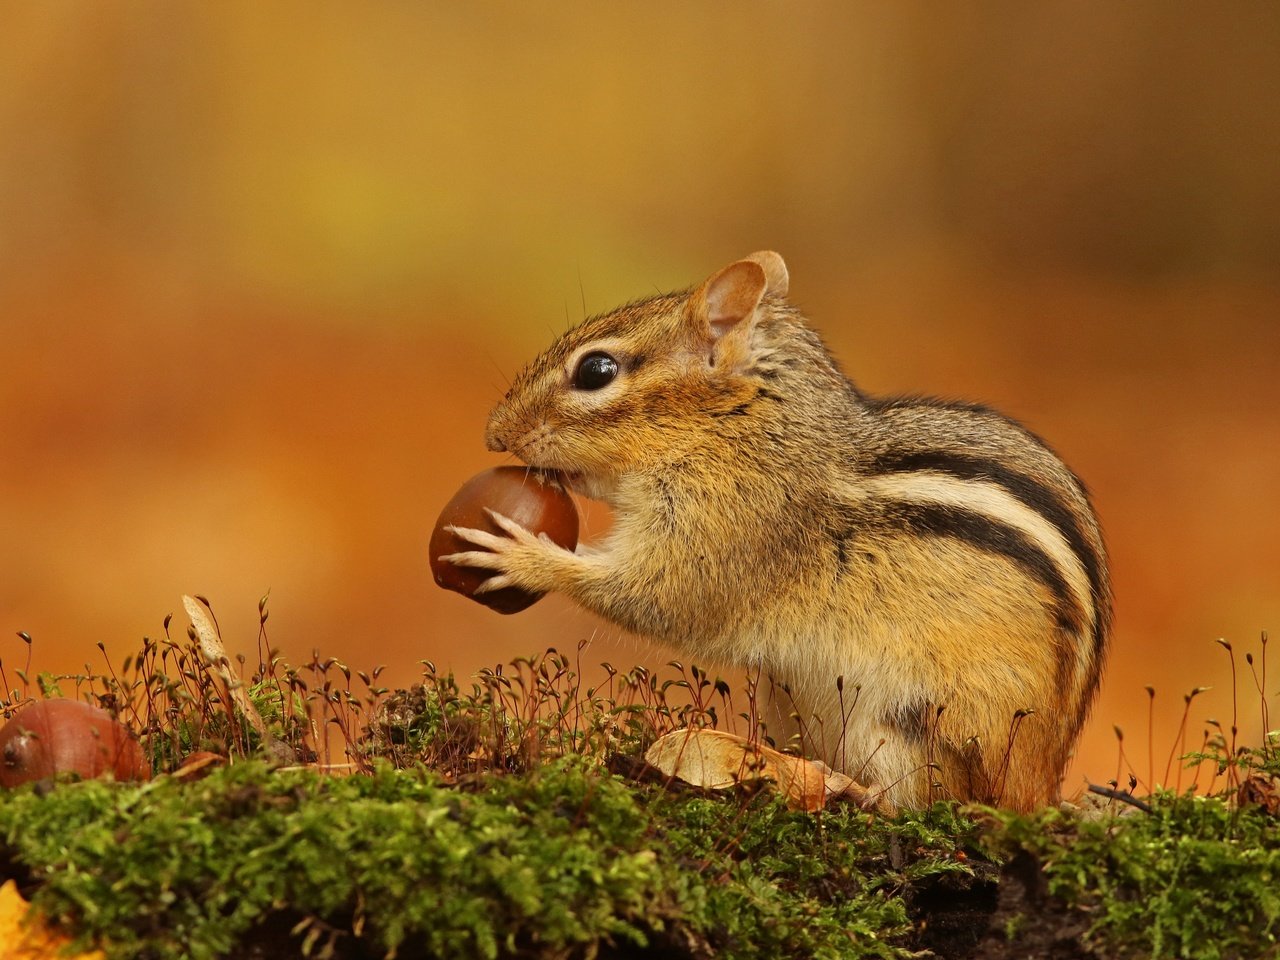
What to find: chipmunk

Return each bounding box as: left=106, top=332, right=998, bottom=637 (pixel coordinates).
left=443, top=252, right=1112, bottom=811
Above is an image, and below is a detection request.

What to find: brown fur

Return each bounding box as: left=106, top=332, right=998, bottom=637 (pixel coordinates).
left=446, top=252, right=1111, bottom=811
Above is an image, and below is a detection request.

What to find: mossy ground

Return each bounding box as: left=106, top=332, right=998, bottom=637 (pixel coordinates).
left=0, top=758, right=982, bottom=959
left=1, top=617, right=1278, bottom=959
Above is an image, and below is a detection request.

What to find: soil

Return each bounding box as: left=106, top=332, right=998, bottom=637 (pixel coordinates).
left=908, top=851, right=1100, bottom=960
left=220, top=853, right=1105, bottom=960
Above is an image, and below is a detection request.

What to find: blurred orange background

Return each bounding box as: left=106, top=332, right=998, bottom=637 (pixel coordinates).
left=2, top=3, right=1277, bottom=795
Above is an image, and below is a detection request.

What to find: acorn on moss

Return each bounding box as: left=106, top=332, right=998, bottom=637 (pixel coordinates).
left=0, top=699, right=150, bottom=788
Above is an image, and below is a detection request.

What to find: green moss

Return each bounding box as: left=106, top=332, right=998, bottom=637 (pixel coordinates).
left=0, top=759, right=981, bottom=959
left=5, top=631, right=1280, bottom=959
left=990, top=791, right=1280, bottom=959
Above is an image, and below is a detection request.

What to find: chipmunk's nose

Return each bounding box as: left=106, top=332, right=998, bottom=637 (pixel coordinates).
left=484, top=415, right=508, bottom=452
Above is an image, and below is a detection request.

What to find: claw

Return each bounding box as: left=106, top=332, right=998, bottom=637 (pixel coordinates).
left=483, top=508, right=536, bottom=542
left=473, top=575, right=514, bottom=594
left=445, top=524, right=511, bottom=552
left=438, top=550, right=506, bottom=571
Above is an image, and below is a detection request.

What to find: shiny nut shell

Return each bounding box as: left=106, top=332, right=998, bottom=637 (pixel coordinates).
left=0, top=699, right=150, bottom=788
left=430, top=467, right=579, bottom=614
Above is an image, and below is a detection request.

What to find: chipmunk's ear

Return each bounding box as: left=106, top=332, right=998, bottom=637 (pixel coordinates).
left=696, top=249, right=783, bottom=350
left=743, top=250, right=789, bottom=299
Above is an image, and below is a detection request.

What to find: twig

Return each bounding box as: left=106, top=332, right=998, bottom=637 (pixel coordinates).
left=1087, top=782, right=1154, bottom=813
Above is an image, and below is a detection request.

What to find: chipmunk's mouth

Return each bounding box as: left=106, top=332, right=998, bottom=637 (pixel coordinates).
left=559, top=470, right=614, bottom=503
left=558, top=470, right=589, bottom=496
left=504, top=457, right=590, bottom=498
left=495, top=428, right=614, bottom=502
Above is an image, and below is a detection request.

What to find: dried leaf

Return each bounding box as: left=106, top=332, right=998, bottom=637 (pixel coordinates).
left=170, top=750, right=228, bottom=781
left=644, top=728, right=892, bottom=813
left=0, top=880, right=104, bottom=959
left=183, top=595, right=292, bottom=761
left=1238, top=774, right=1280, bottom=816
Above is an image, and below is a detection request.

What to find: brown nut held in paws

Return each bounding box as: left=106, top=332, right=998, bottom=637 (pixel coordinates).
left=430, top=466, right=579, bottom=614
left=0, top=699, right=151, bottom=788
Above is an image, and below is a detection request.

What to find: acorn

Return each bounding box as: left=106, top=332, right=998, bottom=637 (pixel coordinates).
left=430, top=467, right=579, bottom=614
left=0, top=699, right=151, bottom=788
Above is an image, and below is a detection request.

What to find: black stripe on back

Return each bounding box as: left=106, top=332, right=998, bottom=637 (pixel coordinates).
left=868, top=450, right=1105, bottom=652
left=872, top=500, right=1086, bottom=639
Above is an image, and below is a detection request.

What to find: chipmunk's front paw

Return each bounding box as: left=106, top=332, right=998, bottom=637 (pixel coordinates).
left=439, top=509, right=571, bottom=595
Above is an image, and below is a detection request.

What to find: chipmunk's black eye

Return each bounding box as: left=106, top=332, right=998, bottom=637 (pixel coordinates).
left=573, top=351, right=619, bottom=391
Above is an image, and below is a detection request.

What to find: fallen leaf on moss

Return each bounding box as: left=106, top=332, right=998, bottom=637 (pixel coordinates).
left=0, top=880, right=104, bottom=959
left=1238, top=773, right=1280, bottom=816
left=170, top=750, right=228, bottom=781
left=644, top=728, right=893, bottom=814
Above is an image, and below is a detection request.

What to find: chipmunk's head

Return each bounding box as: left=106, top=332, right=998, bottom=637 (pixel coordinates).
left=485, top=251, right=790, bottom=500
